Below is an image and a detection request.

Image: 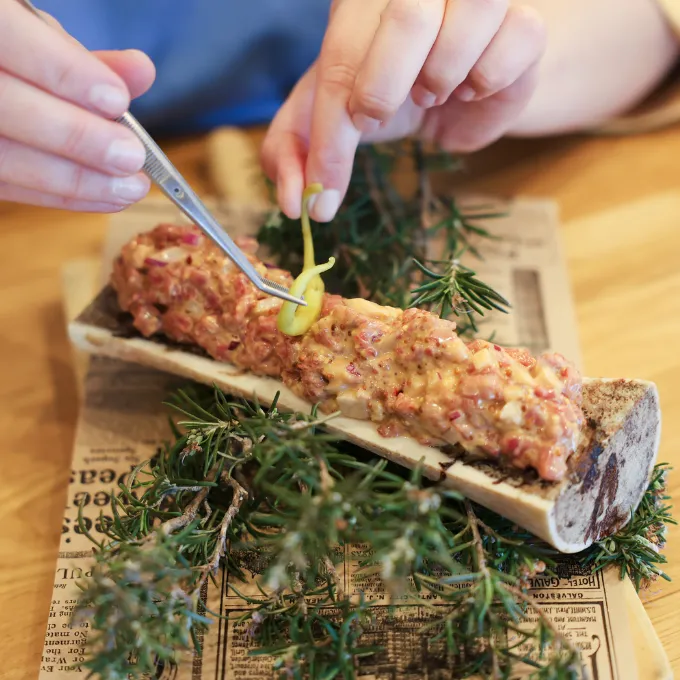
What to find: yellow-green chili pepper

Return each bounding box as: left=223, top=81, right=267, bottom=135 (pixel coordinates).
left=276, top=183, right=336, bottom=336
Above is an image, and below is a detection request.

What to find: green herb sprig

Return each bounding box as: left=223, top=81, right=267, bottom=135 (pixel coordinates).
left=72, top=527, right=210, bottom=679
left=75, top=385, right=673, bottom=680
left=75, top=386, right=587, bottom=679
left=410, top=253, right=510, bottom=332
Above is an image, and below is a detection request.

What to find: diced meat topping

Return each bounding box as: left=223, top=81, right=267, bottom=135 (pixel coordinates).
left=111, top=223, right=584, bottom=481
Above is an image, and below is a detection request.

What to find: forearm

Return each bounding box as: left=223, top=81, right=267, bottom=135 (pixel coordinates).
left=509, top=0, right=679, bottom=135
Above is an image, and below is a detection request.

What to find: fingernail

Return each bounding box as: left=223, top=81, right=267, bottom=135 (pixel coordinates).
left=106, top=139, right=147, bottom=173
left=412, top=84, right=437, bottom=109
left=307, top=189, right=340, bottom=223
left=110, top=175, right=150, bottom=202
left=456, top=85, right=476, bottom=102
left=352, top=113, right=381, bottom=135
left=88, top=84, right=130, bottom=117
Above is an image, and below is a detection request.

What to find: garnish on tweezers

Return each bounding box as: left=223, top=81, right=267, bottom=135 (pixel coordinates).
left=276, top=184, right=335, bottom=336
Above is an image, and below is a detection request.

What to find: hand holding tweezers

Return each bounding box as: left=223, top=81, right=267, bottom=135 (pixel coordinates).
left=16, top=0, right=306, bottom=307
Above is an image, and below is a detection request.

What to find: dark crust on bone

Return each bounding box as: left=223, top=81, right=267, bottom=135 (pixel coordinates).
left=76, top=285, right=657, bottom=534
left=553, top=379, right=659, bottom=545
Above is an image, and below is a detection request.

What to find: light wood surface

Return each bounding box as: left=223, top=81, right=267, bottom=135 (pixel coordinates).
left=0, top=126, right=679, bottom=678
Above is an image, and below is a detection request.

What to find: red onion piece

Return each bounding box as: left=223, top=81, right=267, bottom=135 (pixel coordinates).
left=181, top=232, right=201, bottom=246
left=144, top=257, right=168, bottom=267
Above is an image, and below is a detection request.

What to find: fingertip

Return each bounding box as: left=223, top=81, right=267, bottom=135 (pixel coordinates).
left=304, top=141, right=355, bottom=222
left=465, top=4, right=547, bottom=101
left=136, top=170, right=152, bottom=196
left=95, top=49, right=156, bottom=100
left=455, top=84, right=477, bottom=102
left=88, top=83, right=131, bottom=118
left=266, top=133, right=310, bottom=220
left=351, top=113, right=381, bottom=135
left=411, top=84, right=437, bottom=109
left=95, top=203, right=129, bottom=214
left=278, top=190, right=302, bottom=221
left=259, top=141, right=277, bottom=186
left=124, top=49, right=157, bottom=81
left=121, top=49, right=156, bottom=99
left=308, top=189, right=341, bottom=223
left=124, top=49, right=154, bottom=66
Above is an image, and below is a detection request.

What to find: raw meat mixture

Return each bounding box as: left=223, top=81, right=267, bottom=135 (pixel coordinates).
left=111, top=223, right=584, bottom=481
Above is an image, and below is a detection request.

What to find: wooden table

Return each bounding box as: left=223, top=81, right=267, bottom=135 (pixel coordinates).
left=0, top=127, right=678, bottom=678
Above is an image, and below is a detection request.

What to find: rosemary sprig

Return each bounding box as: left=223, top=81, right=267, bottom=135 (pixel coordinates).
left=71, top=387, right=563, bottom=678
left=74, top=385, right=674, bottom=680
left=410, top=253, right=511, bottom=332
left=245, top=594, right=380, bottom=679
left=72, top=525, right=211, bottom=679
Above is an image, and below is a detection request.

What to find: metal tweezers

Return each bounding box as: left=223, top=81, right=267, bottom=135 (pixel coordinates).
left=115, top=115, right=306, bottom=306
left=18, top=0, right=306, bottom=307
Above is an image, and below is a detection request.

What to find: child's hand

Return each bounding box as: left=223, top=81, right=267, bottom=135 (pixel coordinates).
left=0, top=0, right=155, bottom=212
left=262, top=0, right=546, bottom=222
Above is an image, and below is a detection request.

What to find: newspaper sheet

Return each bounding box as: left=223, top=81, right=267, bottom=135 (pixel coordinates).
left=40, top=197, right=652, bottom=679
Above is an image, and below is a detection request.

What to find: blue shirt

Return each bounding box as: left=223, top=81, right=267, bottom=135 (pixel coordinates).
left=39, top=1, right=329, bottom=135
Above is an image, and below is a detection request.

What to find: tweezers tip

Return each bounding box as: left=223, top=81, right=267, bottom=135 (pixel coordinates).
left=260, top=278, right=307, bottom=307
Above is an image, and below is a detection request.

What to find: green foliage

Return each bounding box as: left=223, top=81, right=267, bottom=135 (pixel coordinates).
left=246, top=595, right=380, bottom=680
left=74, top=384, right=673, bottom=679
left=74, top=386, right=595, bottom=679
left=410, top=255, right=510, bottom=332
left=73, top=527, right=210, bottom=679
